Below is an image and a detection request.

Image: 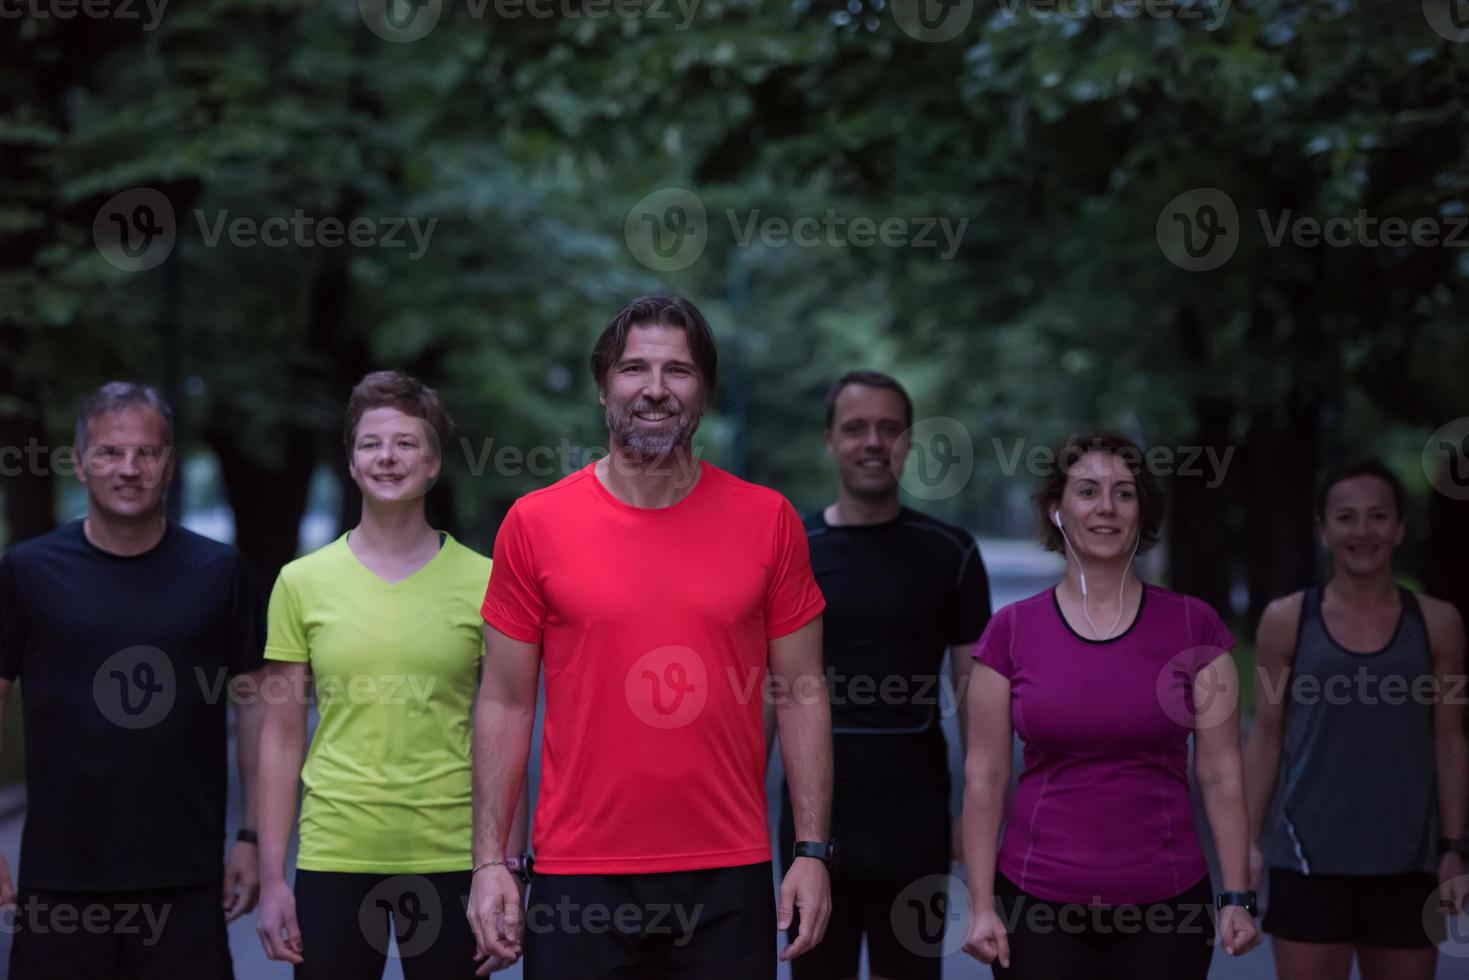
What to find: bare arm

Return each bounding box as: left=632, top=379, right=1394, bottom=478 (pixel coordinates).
left=769, top=615, right=832, bottom=962
left=1193, top=654, right=1250, bottom=892
left=466, top=624, right=541, bottom=964
left=257, top=662, right=310, bottom=884
left=507, top=777, right=531, bottom=856
left=770, top=617, right=831, bottom=842
left=0, top=676, right=9, bottom=762
left=472, top=624, right=540, bottom=868
left=232, top=671, right=266, bottom=830
left=0, top=677, right=11, bottom=907
left=1425, top=597, right=1467, bottom=842
left=950, top=643, right=976, bottom=749
left=961, top=662, right=1010, bottom=910
left=1242, top=594, right=1300, bottom=846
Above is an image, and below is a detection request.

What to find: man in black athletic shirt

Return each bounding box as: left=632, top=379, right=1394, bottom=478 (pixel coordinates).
left=0, top=382, right=265, bottom=980
left=776, top=371, right=991, bottom=980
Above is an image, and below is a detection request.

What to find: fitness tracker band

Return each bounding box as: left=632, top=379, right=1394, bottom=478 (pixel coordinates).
left=1215, top=890, right=1258, bottom=917
left=792, top=839, right=839, bottom=872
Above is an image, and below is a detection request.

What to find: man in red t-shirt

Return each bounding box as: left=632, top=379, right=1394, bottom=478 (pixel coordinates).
left=465, top=295, right=834, bottom=979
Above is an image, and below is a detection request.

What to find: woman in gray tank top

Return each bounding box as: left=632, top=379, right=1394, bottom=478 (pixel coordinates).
left=1242, top=459, right=1468, bottom=980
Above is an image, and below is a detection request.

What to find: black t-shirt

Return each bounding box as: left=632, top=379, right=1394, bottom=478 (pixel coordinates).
left=805, top=507, right=991, bottom=786
left=0, top=519, right=265, bottom=891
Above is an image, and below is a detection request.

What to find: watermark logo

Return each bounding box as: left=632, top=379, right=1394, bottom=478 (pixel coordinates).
left=1157, top=188, right=1239, bottom=271
left=1155, top=645, right=1237, bottom=730
left=1424, top=418, right=1469, bottom=501
left=1421, top=874, right=1462, bottom=952
left=93, top=646, right=175, bottom=729
left=891, top=874, right=970, bottom=958
left=897, top=417, right=974, bottom=501
left=360, top=0, right=442, bottom=41
left=890, top=0, right=975, bottom=42
left=625, top=188, right=708, bottom=272
left=1160, top=189, right=1468, bottom=271
left=360, top=876, right=442, bottom=958
left=0, top=0, right=169, bottom=31
left=94, top=188, right=176, bottom=272
left=992, top=437, right=1235, bottom=488
left=625, top=645, right=708, bottom=729
left=1424, top=0, right=1469, bottom=43
left=995, top=0, right=1229, bottom=29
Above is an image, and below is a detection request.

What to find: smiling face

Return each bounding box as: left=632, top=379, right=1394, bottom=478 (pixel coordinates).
left=1053, top=450, right=1141, bottom=562
left=599, top=323, right=707, bottom=458
left=825, top=383, right=911, bottom=501
left=76, top=407, right=174, bottom=521
left=1318, top=474, right=1403, bottom=576
left=347, top=406, right=441, bottom=506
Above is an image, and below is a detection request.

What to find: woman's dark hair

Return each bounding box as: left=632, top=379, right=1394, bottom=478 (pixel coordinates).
left=589, top=295, right=718, bottom=394
left=1314, top=458, right=1405, bottom=521
left=1034, top=431, right=1166, bottom=555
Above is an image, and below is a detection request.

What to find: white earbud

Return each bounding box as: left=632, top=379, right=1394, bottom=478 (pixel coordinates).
left=1054, top=504, right=1141, bottom=639
left=1053, top=511, right=1088, bottom=598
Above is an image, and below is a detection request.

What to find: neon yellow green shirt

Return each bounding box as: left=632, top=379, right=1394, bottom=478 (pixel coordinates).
left=265, top=532, right=492, bottom=873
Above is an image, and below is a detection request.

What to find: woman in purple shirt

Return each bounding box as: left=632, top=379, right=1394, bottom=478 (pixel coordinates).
left=960, top=431, right=1260, bottom=978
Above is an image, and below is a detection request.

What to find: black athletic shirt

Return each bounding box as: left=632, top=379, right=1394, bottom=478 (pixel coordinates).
left=805, top=507, right=991, bottom=786
left=0, top=519, right=265, bottom=891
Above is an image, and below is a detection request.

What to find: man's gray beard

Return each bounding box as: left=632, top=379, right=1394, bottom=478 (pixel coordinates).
left=606, top=402, right=704, bottom=459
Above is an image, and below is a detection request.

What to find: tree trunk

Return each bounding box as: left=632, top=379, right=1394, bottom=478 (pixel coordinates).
left=0, top=357, right=56, bottom=545
left=1242, top=400, right=1321, bottom=630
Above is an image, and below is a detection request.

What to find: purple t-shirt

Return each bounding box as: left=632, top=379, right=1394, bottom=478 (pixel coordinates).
left=975, top=584, right=1235, bottom=905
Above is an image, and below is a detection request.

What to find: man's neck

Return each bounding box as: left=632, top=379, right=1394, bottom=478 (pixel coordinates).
left=826, top=488, right=901, bottom=527
left=596, top=444, right=702, bottom=509
left=84, top=510, right=168, bottom=557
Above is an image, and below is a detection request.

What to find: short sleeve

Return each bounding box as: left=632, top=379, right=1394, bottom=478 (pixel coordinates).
left=948, top=538, right=993, bottom=646
left=764, top=497, right=826, bottom=640
left=0, top=555, right=27, bottom=681
left=973, top=604, right=1015, bottom=679
left=264, top=567, right=310, bottom=663
left=1187, top=595, right=1237, bottom=664
left=227, top=553, right=267, bottom=675
left=481, top=504, right=546, bottom=644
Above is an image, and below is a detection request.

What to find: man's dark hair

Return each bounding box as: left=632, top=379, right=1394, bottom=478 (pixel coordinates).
left=589, top=295, right=718, bottom=393
left=1315, top=458, right=1406, bottom=521
left=74, top=382, right=175, bottom=452
left=823, top=371, right=914, bottom=432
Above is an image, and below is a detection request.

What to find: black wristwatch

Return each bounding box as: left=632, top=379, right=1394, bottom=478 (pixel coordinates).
left=1439, top=836, right=1469, bottom=859
left=236, top=828, right=258, bottom=845
left=1216, top=890, right=1258, bottom=916
left=793, top=839, right=839, bottom=872
left=504, top=853, right=534, bottom=885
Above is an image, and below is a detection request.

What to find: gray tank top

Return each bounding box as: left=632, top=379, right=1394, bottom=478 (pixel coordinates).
left=1262, top=586, right=1438, bottom=875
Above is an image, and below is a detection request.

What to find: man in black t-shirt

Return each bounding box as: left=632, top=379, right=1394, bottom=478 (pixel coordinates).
left=776, top=371, right=991, bottom=980
left=0, top=383, right=265, bottom=980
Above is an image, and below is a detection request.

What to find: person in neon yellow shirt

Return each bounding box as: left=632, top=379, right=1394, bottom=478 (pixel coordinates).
left=255, top=371, right=527, bottom=978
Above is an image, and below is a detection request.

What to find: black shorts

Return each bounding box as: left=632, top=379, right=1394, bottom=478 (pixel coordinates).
left=780, top=781, right=951, bottom=980
left=522, top=862, right=775, bottom=980
left=1262, top=867, right=1447, bottom=948
left=992, top=870, right=1216, bottom=980
left=6, top=883, right=234, bottom=980
left=292, top=869, right=480, bottom=980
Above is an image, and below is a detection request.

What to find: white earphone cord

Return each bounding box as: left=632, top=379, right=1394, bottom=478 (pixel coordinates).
left=1054, top=512, right=1141, bottom=640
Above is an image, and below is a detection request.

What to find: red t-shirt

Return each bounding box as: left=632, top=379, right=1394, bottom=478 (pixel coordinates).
left=482, top=460, right=826, bottom=874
